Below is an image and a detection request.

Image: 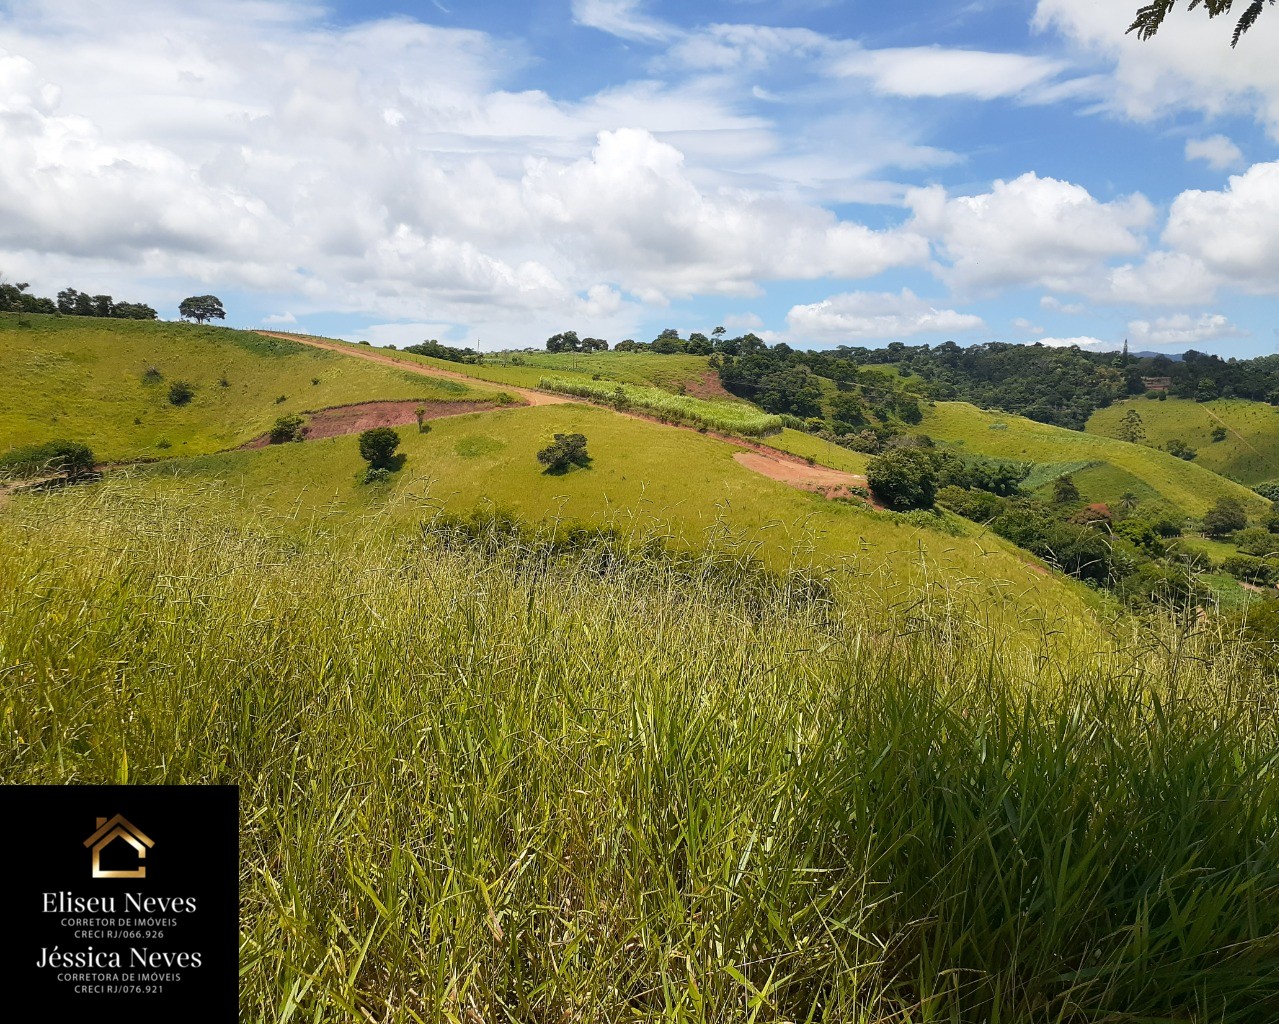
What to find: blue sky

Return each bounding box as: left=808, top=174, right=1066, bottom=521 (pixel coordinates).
left=1, top=0, right=1277, bottom=353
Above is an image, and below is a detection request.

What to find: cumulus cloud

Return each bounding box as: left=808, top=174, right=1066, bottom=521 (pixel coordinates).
left=786, top=288, right=985, bottom=342
left=1162, top=161, right=1279, bottom=293
left=907, top=173, right=1153, bottom=293
left=261, top=312, right=296, bottom=324
left=1012, top=317, right=1046, bottom=335
left=1127, top=312, right=1248, bottom=347
left=1185, top=135, right=1244, bottom=170
left=0, top=0, right=937, bottom=341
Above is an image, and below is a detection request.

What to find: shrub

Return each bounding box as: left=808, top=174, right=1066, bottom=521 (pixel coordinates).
left=1212, top=425, right=1228, bottom=442
left=1223, top=555, right=1279, bottom=586
left=218, top=374, right=230, bottom=388
left=363, top=466, right=391, bottom=485
left=274, top=395, right=287, bottom=405
left=1235, top=527, right=1279, bottom=557
left=937, top=485, right=1005, bottom=522
left=168, top=380, right=194, bottom=405
left=358, top=427, right=401, bottom=470
left=0, top=440, right=95, bottom=479
left=537, top=433, right=590, bottom=474
left=1052, top=474, right=1081, bottom=504
left=1165, top=438, right=1197, bottom=460
left=268, top=415, right=305, bottom=444
left=866, top=448, right=938, bottom=511
left=141, top=366, right=163, bottom=384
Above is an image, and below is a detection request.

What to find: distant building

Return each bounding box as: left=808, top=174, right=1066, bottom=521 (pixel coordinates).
left=1141, top=376, right=1173, bottom=392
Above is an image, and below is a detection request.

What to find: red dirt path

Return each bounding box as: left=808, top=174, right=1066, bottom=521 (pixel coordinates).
left=733, top=451, right=869, bottom=500
left=255, top=331, right=573, bottom=407
left=239, top=400, right=504, bottom=449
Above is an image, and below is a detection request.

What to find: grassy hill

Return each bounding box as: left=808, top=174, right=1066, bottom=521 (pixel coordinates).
left=0, top=315, right=498, bottom=462
left=136, top=402, right=1093, bottom=635
left=923, top=401, right=1268, bottom=517
left=273, top=332, right=722, bottom=394
left=3, top=319, right=1277, bottom=1020
left=1088, top=396, right=1279, bottom=486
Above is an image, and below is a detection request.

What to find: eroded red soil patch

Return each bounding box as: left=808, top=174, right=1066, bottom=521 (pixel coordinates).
left=682, top=370, right=734, bottom=400
left=240, top=400, right=507, bottom=449
left=733, top=450, right=870, bottom=501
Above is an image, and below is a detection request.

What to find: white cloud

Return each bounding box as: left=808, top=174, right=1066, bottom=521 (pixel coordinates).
left=907, top=173, right=1153, bottom=293
left=571, top=0, right=675, bottom=43
left=0, top=0, right=934, bottom=338
left=1040, top=295, right=1086, bottom=314
left=786, top=288, right=985, bottom=342
left=722, top=312, right=764, bottom=330
left=1162, top=161, right=1279, bottom=293
left=1185, top=134, right=1243, bottom=170
left=1012, top=317, right=1046, bottom=335
left=1126, top=312, right=1248, bottom=347
left=261, top=312, right=296, bottom=324
left=1035, top=0, right=1279, bottom=136
left=1097, top=251, right=1218, bottom=306
left=833, top=47, right=1067, bottom=100
left=1039, top=335, right=1117, bottom=350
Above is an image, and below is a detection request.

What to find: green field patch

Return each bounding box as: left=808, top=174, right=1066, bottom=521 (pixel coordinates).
left=454, top=434, right=506, bottom=458
left=540, top=376, right=783, bottom=436
left=923, top=401, right=1265, bottom=517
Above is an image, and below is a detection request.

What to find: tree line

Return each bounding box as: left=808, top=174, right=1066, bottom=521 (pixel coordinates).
left=0, top=279, right=157, bottom=320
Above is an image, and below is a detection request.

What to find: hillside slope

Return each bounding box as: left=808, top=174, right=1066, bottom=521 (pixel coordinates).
left=923, top=401, right=1268, bottom=517
left=0, top=315, right=499, bottom=461
left=1087, top=396, right=1279, bottom=486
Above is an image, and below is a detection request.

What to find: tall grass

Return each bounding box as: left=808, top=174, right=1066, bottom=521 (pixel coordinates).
left=1, top=483, right=1277, bottom=1022
left=540, top=376, right=784, bottom=436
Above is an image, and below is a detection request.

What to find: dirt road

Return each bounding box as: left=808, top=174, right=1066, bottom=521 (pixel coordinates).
left=733, top=451, right=868, bottom=500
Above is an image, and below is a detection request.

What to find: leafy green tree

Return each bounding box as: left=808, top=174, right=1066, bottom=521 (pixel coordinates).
left=536, top=433, right=590, bottom=473
left=179, top=295, right=226, bottom=324
left=1202, top=496, right=1248, bottom=537
left=545, top=331, right=580, bottom=353
left=867, top=448, right=938, bottom=510
left=1212, top=425, right=1228, bottom=442
left=1118, top=408, right=1146, bottom=443
left=651, top=329, right=684, bottom=354
left=1165, top=438, right=1197, bottom=460
left=1129, top=0, right=1273, bottom=48
left=1053, top=474, right=1082, bottom=504
left=1195, top=378, right=1218, bottom=402
left=358, top=427, right=401, bottom=469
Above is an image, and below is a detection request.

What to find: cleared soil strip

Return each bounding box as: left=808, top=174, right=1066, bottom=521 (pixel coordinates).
left=238, top=400, right=507, bottom=449
left=254, top=331, right=574, bottom=407
left=733, top=450, right=868, bottom=500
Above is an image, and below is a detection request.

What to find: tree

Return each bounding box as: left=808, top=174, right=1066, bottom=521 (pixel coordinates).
left=269, top=415, right=305, bottom=443
left=1129, top=0, right=1273, bottom=48
left=179, top=295, right=226, bottom=324
left=545, top=331, right=580, bottom=353
left=866, top=448, right=938, bottom=511
left=1118, top=408, right=1146, bottom=443
left=358, top=427, right=401, bottom=469
left=1053, top=475, right=1082, bottom=504
left=1202, top=496, right=1248, bottom=537
left=537, top=433, right=590, bottom=473
left=1165, top=438, right=1197, bottom=460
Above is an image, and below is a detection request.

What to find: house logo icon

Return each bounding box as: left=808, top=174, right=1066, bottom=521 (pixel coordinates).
left=83, top=815, right=155, bottom=879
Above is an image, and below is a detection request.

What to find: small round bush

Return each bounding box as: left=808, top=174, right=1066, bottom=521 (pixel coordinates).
left=168, top=380, right=194, bottom=405
left=358, top=427, right=401, bottom=469
left=363, top=466, right=391, bottom=485
left=269, top=415, right=305, bottom=444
